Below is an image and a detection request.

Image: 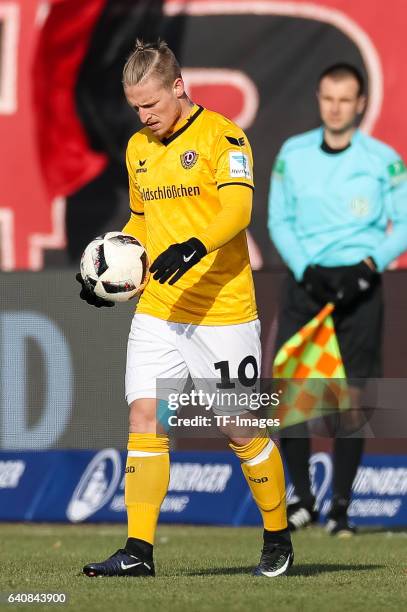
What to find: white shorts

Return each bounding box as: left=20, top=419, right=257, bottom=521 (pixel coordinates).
left=125, top=313, right=261, bottom=414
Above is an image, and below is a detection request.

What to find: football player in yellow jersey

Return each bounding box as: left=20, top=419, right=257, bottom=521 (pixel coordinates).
left=79, top=40, right=293, bottom=578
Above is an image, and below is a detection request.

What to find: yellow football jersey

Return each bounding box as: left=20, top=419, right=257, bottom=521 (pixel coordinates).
left=125, top=104, right=257, bottom=325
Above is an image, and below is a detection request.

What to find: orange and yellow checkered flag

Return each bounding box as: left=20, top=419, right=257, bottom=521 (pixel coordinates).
left=272, top=303, right=349, bottom=429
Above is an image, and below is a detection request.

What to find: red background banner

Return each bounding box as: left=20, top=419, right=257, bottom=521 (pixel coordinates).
left=1, top=0, right=406, bottom=269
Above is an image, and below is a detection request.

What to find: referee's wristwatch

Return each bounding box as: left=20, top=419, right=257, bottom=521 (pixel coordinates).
left=363, top=256, right=378, bottom=272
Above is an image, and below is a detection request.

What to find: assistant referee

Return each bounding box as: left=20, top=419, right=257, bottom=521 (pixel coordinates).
left=268, top=63, right=407, bottom=535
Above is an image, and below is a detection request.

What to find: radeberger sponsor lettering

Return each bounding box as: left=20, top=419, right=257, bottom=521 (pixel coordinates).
left=349, top=498, right=402, bottom=518
left=168, top=463, right=232, bottom=493
left=161, top=495, right=190, bottom=513
left=353, top=467, right=407, bottom=495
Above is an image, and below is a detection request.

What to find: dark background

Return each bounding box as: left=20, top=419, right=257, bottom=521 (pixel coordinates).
left=2, top=270, right=406, bottom=452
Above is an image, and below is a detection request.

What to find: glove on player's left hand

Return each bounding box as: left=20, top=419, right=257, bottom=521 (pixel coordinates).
left=335, top=260, right=378, bottom=308
left=150, top=237, right=207, bottom=285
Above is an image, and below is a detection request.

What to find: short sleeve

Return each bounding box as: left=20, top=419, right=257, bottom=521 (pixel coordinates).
left=212, top=128, right=254, bottom=190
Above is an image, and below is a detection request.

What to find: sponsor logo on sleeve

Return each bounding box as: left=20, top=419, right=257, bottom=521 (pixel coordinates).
left=273, top=158, right=285, bottom=178
left=229, top=151, right=252, bottom=179
left=388, top=159, right=407, bottom=186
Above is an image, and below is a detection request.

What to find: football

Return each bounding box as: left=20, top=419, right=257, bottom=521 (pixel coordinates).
left=80, top=232, right=148, bottom=302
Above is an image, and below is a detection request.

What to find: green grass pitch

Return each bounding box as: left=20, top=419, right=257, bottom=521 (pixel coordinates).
left=0, top=524, right=405, bottom=612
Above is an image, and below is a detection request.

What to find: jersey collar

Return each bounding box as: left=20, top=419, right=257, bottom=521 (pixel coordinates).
left=321, top=139, right=351, bottom=154
left=319, top=126, right=360, bottom=154
left=161, top=105, right=204, bottom=146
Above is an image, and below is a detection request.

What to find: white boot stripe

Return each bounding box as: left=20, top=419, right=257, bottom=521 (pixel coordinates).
left=260, top=553, right=292, bottom=577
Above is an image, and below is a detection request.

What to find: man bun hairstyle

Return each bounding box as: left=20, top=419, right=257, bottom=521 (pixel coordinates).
left=123, top=39, right=181, bottom=89
left=318, top=63, right=365, bottom=96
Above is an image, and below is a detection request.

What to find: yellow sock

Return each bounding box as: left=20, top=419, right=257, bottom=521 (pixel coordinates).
left=125, top=433, right=169, bottom=545
left=230, top=437, right=288, bottom=531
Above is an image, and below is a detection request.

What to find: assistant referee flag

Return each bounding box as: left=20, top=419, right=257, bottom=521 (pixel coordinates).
left=273, top=304, right=348, bottom=429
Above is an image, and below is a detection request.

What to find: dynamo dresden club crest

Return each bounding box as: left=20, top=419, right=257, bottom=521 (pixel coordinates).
left=180, top=150, right=199, bottom=169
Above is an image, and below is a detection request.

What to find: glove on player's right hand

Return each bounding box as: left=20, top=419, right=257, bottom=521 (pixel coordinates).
left=76, top=273, right=114, bottom=308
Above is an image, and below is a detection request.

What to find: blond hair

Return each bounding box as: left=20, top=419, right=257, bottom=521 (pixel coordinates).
left=123, top=39, right=181, bottom=89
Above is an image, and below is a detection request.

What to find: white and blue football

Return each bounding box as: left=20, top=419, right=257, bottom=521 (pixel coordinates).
left=80, top=232, right=148, bottom=302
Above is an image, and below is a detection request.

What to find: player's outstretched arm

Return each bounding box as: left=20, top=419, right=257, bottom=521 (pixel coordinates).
left=75, top=273, right=115, bottom=308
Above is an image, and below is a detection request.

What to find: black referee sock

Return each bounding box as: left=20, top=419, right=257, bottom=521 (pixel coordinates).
left=331, top=437, right=364, bottom=515
left=280, top=431, right=315, bottom=510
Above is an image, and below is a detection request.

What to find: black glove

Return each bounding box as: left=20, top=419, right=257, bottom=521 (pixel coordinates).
left=150, top=238, right=207, bottom=285
left=75, top=273, right=114, bottom=308
left=335, top=260, right=378, bottom=308
left=302, top=265, right=336, bottom=305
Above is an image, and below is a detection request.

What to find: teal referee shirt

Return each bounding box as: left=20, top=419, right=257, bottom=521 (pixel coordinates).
left=268, top=127, right=407, bottom=280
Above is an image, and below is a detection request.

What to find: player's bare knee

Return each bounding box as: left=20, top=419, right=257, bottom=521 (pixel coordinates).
left=128, top=398, right=157, bottom=433
left=221, top=422, right=263, bottom=446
